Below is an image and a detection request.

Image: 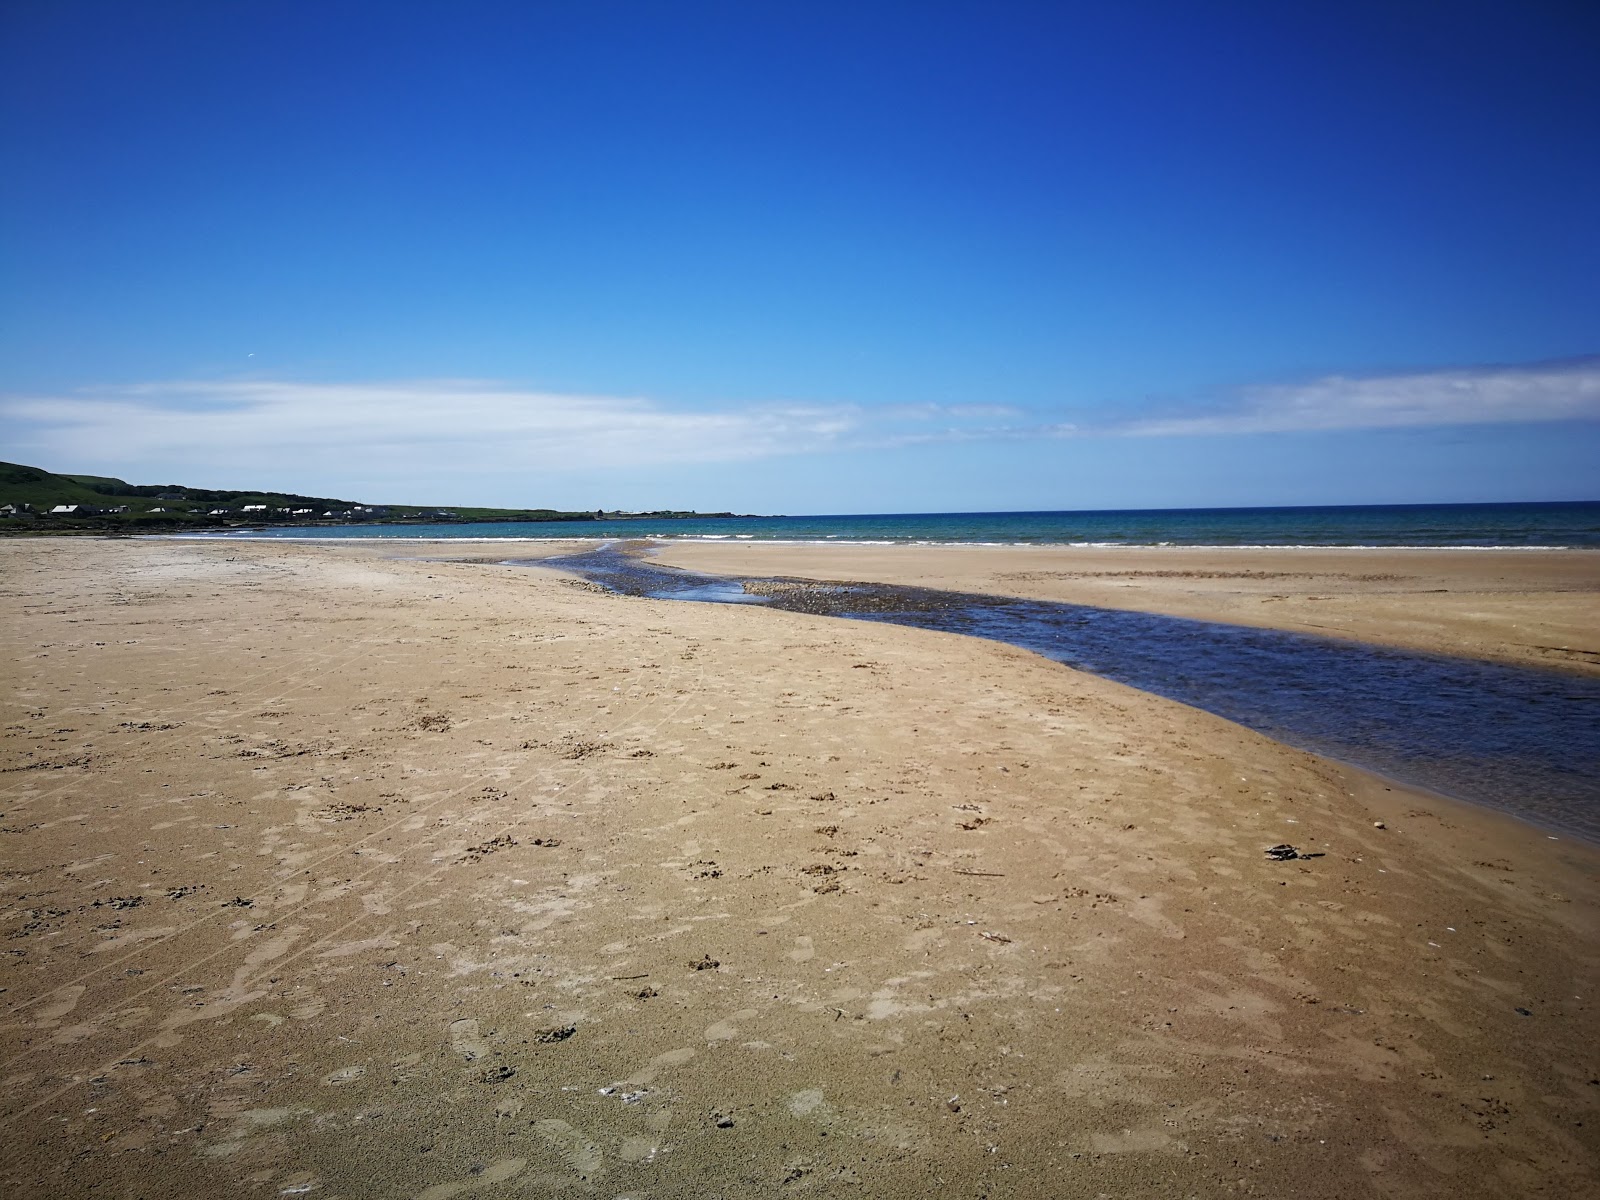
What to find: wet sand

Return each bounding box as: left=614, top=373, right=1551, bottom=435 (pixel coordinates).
left=2, top=536, right=1597, bottom=1199
left=655, top=543, right=1600, bottom=676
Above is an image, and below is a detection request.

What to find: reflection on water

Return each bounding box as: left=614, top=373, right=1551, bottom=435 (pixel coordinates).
left=522, top=545, right=1600, bottom=841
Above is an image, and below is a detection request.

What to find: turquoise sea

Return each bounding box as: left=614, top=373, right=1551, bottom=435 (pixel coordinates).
left=204, top=500, right=1600, bottom=547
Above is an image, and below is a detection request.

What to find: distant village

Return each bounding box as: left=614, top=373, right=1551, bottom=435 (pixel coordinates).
left=4, top=501, right=456, bottom=519
left=0, top=497, right=459, bottom=523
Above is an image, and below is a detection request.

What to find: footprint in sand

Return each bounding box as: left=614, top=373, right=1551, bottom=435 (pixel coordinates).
left=391, top=1052, right=424, bottom=1082
left=619, top=1135, right=659, bottom=1164
left=705, top=1009, right=758, bottom=1042
left=628, top=1046, right=695, bottom=1087
left=533, top=1119, right=604, bottom=1181
left=31, top=985, right=86, bottom=1027
left=322, top=1065, right=366, bottom=1086
left=200, top=1106, right=310, bottom=1159
left=787, top=935, right=815, bottom=962
left=644, top=1109, right=673, bottom=1134
left=318, top=933, right=399, bottom=959
left=1090, top=1128, right=1185, bottom=1154
left=411, top=1158, right=527, bottom=1200
left=276, top=882, right=309, bottom=905
left=448, top=1018, right=490, bottom=1061
left=787, top=1088, right=837, bottom=1126
left=206, top=1094, right=251, bottom=1120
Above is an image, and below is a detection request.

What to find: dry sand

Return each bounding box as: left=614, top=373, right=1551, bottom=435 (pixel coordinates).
left=654, top=543, right=1600, bottom=676
left=1, top=536, right=1596, bottom=1199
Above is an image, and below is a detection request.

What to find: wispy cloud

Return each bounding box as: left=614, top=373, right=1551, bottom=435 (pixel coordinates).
left=0, top=379, right=1054, bottom=476
left=2, top=357, right=1595, bottom=493
left=1114, top=357, right=1600, bottom=437
left=0, top=380, right=866, bottom=475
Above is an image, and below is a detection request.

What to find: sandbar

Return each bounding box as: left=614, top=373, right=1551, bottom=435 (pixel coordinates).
left=653, top=542, right=1600, bottom=676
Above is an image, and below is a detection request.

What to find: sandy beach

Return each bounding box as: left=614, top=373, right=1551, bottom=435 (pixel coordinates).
left=655, top=543, right=1600, bottom=677
left=2, top=536, right=1597, bottom=1199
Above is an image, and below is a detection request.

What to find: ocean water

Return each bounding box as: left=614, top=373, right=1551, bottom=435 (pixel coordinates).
left=201, top=500, right=1600, bottom=547
left=531, top=544, right=1600, bottom=841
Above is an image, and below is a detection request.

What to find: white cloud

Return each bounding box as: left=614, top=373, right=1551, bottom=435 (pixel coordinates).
left=1, top=380, right=1058, bottom=500
left=2, top=357, right=1595, bottom=496
left=0, top=380, right=873, bottom=476
left=1116, top=357, right=1600, bottom=437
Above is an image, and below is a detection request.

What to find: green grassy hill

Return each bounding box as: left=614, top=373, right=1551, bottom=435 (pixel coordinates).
left=60, top=473, right=140, bottom=492
left=1, top=462, right=126, bottom=509
left=0, top=461, right=737, bottom=533
left=0, top=461, right=360, bottom=525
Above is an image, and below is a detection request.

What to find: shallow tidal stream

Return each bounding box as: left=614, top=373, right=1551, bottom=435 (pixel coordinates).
left=521, top=543, right=1600, bottom=842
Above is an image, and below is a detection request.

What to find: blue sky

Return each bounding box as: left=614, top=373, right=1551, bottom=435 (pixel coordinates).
left=2, top=0, right=1596, bottom=511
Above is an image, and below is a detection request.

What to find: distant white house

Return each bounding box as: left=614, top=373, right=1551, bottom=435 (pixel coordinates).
left=292, top=508, right=313, bottom=515
left=50, top=504, right=83, bottom=515
left=241, top=504, right=268, bottom=513
left=149, top=507, right=168, bottom=513
left=207, top=508, right=230, bottom=516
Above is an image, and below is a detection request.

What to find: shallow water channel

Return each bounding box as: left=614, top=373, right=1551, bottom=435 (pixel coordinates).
left=522, top=544, right=1600, bottom=841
